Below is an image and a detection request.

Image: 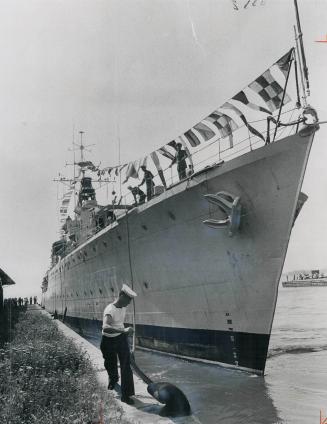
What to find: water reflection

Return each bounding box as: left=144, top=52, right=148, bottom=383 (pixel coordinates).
left=76, top=286, right=327, bottom=423
left=85, top=333, right=280, bottom=423
left=133, top=349, right=281, bottom=424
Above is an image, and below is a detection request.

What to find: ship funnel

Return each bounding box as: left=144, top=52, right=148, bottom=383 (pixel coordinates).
left=130, top=353, right=191, bottom=417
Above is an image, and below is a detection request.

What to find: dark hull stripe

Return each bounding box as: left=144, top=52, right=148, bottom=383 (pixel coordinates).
left=61, top=315, right=270, bottom=373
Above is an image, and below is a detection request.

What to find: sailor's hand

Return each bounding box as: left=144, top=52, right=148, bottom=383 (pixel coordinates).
left=125, top=327, right=134, bottom=335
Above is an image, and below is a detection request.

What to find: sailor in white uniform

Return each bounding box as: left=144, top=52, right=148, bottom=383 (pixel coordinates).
left=100, top=284, right=137, bottom=405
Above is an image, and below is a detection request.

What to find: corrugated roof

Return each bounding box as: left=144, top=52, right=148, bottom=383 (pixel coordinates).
left=0, top=268, right=15, bottom=286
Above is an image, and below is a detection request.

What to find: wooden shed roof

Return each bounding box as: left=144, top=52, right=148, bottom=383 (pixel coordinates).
left=0, top=268, right=15, bottom=286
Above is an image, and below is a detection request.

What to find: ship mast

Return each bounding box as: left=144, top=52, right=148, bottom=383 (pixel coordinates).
left=293, top=0, right=310, bottom=104
left=72, top=124, right=76, bottom=210
left=78, top=131, right=86, bottom=164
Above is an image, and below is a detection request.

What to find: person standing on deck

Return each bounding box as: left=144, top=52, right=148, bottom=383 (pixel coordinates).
left=100, top=284, right=137, bottom=405
left=169, top=142, right=188, bottom=181
left=128, top=185, right=146, bottom=206
left=138, top=165, right=155, bottom=201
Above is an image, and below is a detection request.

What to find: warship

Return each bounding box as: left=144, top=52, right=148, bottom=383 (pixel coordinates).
left=282, top=269, right=327, bottom=287
left=42, top=3, right=320, bottom=375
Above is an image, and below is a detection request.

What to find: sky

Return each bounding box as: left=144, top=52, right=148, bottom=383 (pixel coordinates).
left=1, top=0, right=327, bottom=299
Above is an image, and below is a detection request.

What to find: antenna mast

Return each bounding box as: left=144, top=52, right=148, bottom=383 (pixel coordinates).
left=294, top=0, right=310, bottom=98
left=79, top=131, right=85, bottom=163
left=72, top=124, right=76, bottom=209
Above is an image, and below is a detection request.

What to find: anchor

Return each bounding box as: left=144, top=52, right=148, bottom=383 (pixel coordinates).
left=203, top=191, right=242, bottom=236
left=130, top=353, right=191, bottom=417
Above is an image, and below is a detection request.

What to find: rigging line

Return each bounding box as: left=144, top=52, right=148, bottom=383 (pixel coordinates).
left=219, top=139, right=262, bottom=161
left=97, top=107, right=296, bottom=190
left=187, top=107, right=296, bottom=161
left=56, top=178, right=59, bottom=216
left=125, top=201, right=136, bottom=353
left=118, top=105, right=292, bottom=177
left=191, top=122, right=266, bottom=159
left=276, top=108, right=296, bottom=139
left=103, top=108, right=299, bottom=206
left=177, top=107, right=296, bottom=163
left=72, top=123, right=76, bottom=210
left=118, top=132, right=122, bottom=199
left=293, top=44, right=301, bottom=110
left=246, top=121, right=253, bottom=152
left=294, top=25, right=307, bottom=107
left=294, top=0, right=310, bottom=95
left=248, top=106, right=298, bottom=124
left=115, top=126, right=281, bottom=205
left=273, top=51, right=294, bottom=142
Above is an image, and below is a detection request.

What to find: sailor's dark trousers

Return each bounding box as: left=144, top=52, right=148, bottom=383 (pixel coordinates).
left=146, top=181, right=154, bottom=201
left=100, top=333, right=135, bottom=398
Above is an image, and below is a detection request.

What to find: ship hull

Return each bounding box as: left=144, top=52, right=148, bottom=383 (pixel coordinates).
left=283, top=279, right=327, bottom=287
left=44, top=130, right=315, bottom=374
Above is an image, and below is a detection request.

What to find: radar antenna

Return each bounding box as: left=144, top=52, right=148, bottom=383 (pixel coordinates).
left=72, top=130, right=96, bottom=165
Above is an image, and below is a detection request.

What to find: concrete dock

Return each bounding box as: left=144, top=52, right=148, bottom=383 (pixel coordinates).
left=34, top=307, right=199, bottom=424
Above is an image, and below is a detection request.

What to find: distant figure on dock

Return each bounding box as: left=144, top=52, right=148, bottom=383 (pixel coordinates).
left=128, top=186, right=146, bottom=206
left=169, top=142, right=188, bottom=181
left=139, top=166, right=155, bottom=201
left=29, top=297, right=32, bottom=305
left=100, top=284, right=137, bottom=405
left=33, top=296, right=37, bottom=305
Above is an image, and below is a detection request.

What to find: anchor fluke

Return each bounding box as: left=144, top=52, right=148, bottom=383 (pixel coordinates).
left=147, top=382, right=191, bottom=417
left=203, top=218, right=230, bottom=228
left=203, top=191, right=242, bottom=236
left=130, top=353, right=191, bottom=417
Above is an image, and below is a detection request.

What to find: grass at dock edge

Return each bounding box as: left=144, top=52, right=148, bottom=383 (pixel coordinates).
left=0, top=309, right=128, bottom=424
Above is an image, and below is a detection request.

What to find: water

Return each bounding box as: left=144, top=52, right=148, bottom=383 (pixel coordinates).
left=134, top=287, right=327, bottom=424
left=265, top=287, right=327, bottom=424
left=90, top=287, right=327, bottom=423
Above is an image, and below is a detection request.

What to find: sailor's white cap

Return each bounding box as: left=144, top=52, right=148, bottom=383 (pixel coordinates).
left=121, top=284, right=137, bottom=298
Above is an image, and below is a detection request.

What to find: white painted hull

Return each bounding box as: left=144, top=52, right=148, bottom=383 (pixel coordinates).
left=44, top=130, right=315, bottom=374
